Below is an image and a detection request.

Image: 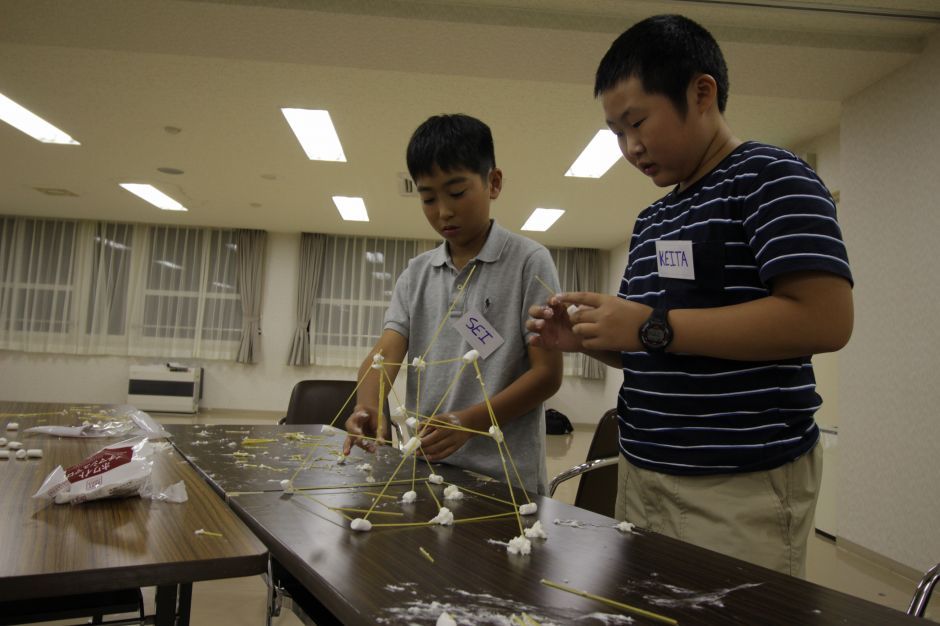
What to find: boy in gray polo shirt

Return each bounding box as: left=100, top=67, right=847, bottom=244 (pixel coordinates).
left=343, top=114, right=562, bottom=494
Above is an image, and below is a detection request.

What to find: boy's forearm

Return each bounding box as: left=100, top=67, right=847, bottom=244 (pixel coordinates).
left=356, top=332, right=406, bottom=411
left=669, top=273, right=853, bottom=361
left=583, top=349, right=622, bottom=368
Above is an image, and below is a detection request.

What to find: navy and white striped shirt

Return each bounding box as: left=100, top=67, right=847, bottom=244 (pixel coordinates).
left=618, top=142, right=852, bottom=475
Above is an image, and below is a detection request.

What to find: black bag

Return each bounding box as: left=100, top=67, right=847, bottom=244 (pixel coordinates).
left=545, top=408, right=573, bottom=435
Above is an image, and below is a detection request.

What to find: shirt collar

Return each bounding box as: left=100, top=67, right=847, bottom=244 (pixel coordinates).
left=430, top=219, right=508, bottom=267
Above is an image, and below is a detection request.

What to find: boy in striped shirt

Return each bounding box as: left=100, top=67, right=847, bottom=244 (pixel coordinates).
left=528, top=14, right=853, bottom=577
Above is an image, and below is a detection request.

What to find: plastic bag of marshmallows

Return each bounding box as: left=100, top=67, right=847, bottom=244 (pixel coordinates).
left=32, top=437, right=155, bottom=505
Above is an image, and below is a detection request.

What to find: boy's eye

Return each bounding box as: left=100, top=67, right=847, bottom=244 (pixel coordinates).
left=449, top=189, right=466, bottom=198
left=631, top=118, right=646, bottom=129
left=421, top=196, right=435, bottom=205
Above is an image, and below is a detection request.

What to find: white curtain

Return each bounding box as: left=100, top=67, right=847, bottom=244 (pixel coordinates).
left=549, top=246, right=606, bottom=380
left=0, top=216, right=247, bottom=360
left=234, top=229, right=266, bottom=364
left=288, top=233, right=325, bottom=366
left=311, top=234, right=436, bottom=367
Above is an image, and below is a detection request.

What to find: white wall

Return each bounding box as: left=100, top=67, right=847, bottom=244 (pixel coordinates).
left=838, top=31, right=940, bottom=572
left=0, top=231, right=608, bottom=419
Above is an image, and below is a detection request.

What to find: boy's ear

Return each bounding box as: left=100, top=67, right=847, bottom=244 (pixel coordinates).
left=488, top=167, right=503, bottom=199
left=691, top=73, right=718, bottom=114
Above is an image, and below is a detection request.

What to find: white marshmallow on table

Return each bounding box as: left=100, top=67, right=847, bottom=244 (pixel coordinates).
left=411, top=356, right=427, bottom=371
left=7, top=441, right=22, bottom=450
left=335, top=454, right=347, bottom=464
left=15, top=449, right=27, bottom=460
left=0, top=437, right=7, bottom=447
left=5, top=422, right=18, bottom=431
left=524, top=520, right=547, bottom=539
left=26, top=449, right=43, bottom=459
left=401, top=490, right=417, bottom=504
left=428, top=474, right=444, bottom=485
left=279, top=479, right=293, bottom=492
left=519, top=502, right=538, bottom=516
left=615, top=521, right=636, bottom=533
left=429, top=507, right=454, bottom=526
left=443, top=484, right=463, bottom=500
left=0, top=450, right=9, bottom=459
left=461, top=349, right=480, bottom=363
left=436, top=612, right=457, bottom=626
left=350, top=518, right=372, bottom=532
left=320, top=424, right=342, bottom=436
left=488, top=425, right=504, bottom=443
left=506, top=535, right=532, bottom=555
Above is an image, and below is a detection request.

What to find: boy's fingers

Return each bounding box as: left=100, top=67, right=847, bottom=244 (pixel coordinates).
left=560, top=291, right=603, bottom=307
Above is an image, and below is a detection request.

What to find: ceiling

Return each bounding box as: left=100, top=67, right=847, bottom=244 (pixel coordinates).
left=0, top=0, right=937, bottom=249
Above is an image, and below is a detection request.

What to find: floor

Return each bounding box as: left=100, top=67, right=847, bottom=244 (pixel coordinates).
left=34, top=412, right=934, bottom=625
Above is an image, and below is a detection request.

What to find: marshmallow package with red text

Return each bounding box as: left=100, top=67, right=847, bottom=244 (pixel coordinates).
left=32, top=437, right=154, bottom=505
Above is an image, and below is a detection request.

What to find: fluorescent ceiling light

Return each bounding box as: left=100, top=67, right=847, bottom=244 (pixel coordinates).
left=564, top=129, right=621, bottom=178
left=154, top=260, right=183, bottom=270
left=120, top=183, right=188, bottom=211
left=0, top=92, right=80, bottom=145
left=332, top=196, right=369, bottom=222
left=521, top=208, right=565, bottom=232
left=365, top=251, right=384, bottom=264
left=281, top=108, right=347, bottom=162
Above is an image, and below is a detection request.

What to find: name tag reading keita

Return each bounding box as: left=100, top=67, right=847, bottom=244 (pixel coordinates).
left=655, top=240, right=695, bottom=280
left=453, top=310, right=505, bottom=359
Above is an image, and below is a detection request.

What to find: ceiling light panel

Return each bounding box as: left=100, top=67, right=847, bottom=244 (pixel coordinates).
left=332, top=196, right=369, bottom=222
left=120, top=183, right=188, bottom=211
left=281, top=108, right=347, bottom=162
left=564, top=129, right=621, bottom=178
left=521, top=208, right=565, bottom=232
left=0, top=92, right=80, bottom=145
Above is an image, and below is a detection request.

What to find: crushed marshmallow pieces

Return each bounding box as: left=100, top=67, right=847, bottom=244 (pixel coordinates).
left=350, top=518, right=373, bottom=532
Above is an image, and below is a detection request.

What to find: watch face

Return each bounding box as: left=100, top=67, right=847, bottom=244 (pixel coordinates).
left=646, top=326, right=667, bottom=343
left=640, top=312, right=671, bottom=351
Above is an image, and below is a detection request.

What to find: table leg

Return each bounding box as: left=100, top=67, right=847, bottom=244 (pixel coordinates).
left=154, top=585, right=177, bottom=626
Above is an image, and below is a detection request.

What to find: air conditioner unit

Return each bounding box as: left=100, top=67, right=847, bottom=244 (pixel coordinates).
left=127, top=364, right=202, bottom=414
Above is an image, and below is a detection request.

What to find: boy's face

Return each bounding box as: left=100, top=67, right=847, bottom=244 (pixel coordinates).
left=602, top=75, right=708, bottom=191
left=416, top=165, right=502, bottom=256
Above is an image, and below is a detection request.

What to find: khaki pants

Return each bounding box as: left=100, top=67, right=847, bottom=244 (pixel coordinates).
left=615, top=442, right=822, bottom=577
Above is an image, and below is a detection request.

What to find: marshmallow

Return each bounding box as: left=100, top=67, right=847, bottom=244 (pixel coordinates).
left=430, top=507, right=454, bottom=526
left=488, top=425, right=504, bottom=443
left=320, top=424, right=341, bottom=436
left=519, top=502, right=538, bottom=516
left=461, top=349, right=480, bottom=363
left=0, top=437, right=7, bottom=446
left=401, top=490, right=417, bottom=504
left=443, top=484, right=463, bottom=500
left=350, top=518, right=373, bottom=532
left=406, top=416, right=418, bottom=429
left=411, top=356, right=427, bottom=371
left=524, top=520, right=547, bottom=539
left=5, top=422, right=18, bottom=431
left=0, top=450, right=9, bottom=459
left=615, top=521, right=636, bottom=533
left=26, top=449, right=43, bottom=459
left=436, top=612, right=457, bottom=626
left=15, top=449, right=27, bottom=460
left=402, top=436, right=421, bottom=456
left=7, top=441, right=22, bottom=450
left=371, top=354, right=385, bottom=369
left=356, top=463, right=372, bottom=473
left=567, top=304, right=579, bottom=317
left=392, top=404, right=406, bottom=417
left=365, top=475, right=376, bottom=483
left=279, top=479, right=293, bottom=492
left=428, top=474, right=444, bottom=485
left=507, top=535, right=532, bottom=555
left=335, top=454, right=347, bottom=464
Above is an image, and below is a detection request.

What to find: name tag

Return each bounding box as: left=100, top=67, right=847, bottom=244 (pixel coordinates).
left=453, top=310, right=504, bottom=359
left=655, top=240, right=695, bottom=280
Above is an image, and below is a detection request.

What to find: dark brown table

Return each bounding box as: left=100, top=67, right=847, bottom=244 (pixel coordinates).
left=168, top=422, right=921, bottom=625
left=0, top=402, right=268, bottom=625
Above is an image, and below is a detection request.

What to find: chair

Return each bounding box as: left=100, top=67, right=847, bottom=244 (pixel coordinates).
left=280, top=379, right=402, bottom=446
left=908, top=562, right=940, bottom=618
left=549, top=408, right=620, bottom=518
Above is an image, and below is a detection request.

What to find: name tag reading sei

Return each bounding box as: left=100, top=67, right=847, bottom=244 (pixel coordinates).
left=655, top=240, right=695, bottom=280
left=453, top=310, right=505, bottom=360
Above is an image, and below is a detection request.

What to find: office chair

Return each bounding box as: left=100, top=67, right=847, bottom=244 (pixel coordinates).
left=280, top=379, right=403, bottom=447
left=908, top=561, right=939, bottom=618
left=548, top=408, right=620, bottom=518
left=0, top=589, right=145, bottom=625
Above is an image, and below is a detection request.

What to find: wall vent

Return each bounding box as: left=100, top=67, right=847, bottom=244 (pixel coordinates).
left=398, top=172, right=417, bottom=197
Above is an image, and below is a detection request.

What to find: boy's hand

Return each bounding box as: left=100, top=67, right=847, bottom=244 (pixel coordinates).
left=561, top=292, right=651, bottom=352
left=418, top=413, right=472, bottom=462
left=343, top=405, right=388, bottom=455
left=526, top=296, right=585, bottom=352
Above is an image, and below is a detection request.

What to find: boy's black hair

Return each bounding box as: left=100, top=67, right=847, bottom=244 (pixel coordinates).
left=406, top=114, right=495, bottom=181
left=594, top=14, right=729, bottom=116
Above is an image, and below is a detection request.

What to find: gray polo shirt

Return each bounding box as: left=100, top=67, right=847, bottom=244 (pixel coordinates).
left=384, top=220, right=560, bottom=494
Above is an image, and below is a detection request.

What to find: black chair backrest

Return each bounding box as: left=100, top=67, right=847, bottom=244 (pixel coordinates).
left=573, top=408, right=620, bottom=518
left=284, top=380, right=390, bottom=427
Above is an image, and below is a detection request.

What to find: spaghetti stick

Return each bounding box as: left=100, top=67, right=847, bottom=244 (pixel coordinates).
left=540, top=579, right=678, bottom=625
left=419, top=546, right=435, bottom=563
left=533, top=274, right=557, bottom=297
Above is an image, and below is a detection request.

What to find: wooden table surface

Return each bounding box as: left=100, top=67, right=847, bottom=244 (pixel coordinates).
left=0, top=402, right=267, bottom=609
left=169, top=422, right=922, bottom=626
